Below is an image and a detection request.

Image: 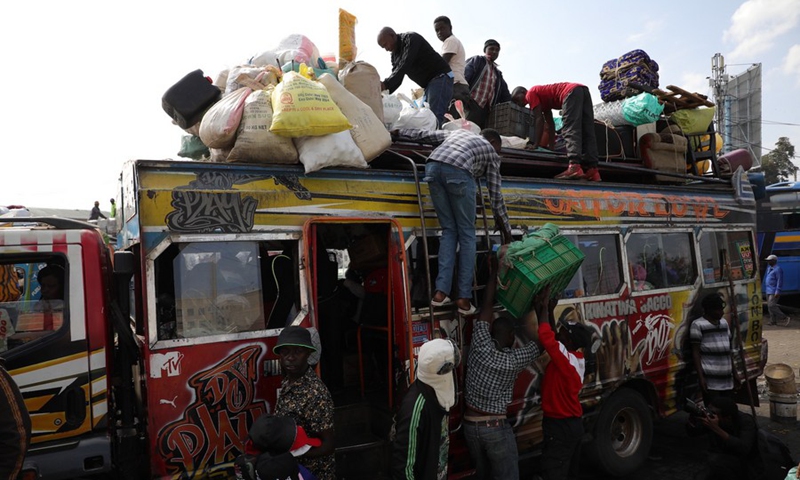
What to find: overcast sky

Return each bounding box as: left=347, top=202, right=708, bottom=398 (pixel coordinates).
left=1, top=0, right=798, bottom=210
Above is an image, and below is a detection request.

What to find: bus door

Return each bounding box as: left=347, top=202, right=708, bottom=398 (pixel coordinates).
left=143, top=233, right=304, bottom=478
left=0, top=227, right=112, bottom=478
left=304, top=218, right=412, bottom=478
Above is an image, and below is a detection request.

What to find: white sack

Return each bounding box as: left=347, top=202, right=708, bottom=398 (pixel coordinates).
left=294, top=131, right=367, bottom=174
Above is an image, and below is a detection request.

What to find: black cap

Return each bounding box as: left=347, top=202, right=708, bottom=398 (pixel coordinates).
left=255, top=451, right=300, bottom=480
left=559, top=320, right=592, bottom=351
left=274, top=326, right=316, bottom=354
left=484, top=39, right=500, bottom=52
left=701, top=293, right=725, bottom=311
left=249, top=415, right=296, bottom=454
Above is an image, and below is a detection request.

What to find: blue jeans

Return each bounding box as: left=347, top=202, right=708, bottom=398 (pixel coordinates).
left=425, top=73, right=454, bottom=128
left=463, top=421, right=520, bottom=480
left=424, top=161, right=476, bottom=300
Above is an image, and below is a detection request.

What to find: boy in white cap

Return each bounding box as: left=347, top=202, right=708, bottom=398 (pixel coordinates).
left=392, top=338, right=461, bottom=480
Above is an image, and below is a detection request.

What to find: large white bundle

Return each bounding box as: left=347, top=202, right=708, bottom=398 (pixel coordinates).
left=294, top=131, right=367, bottom=174
left=317, top=73, right=391, bottom=162
left=394, top=94, right=437, bottom=130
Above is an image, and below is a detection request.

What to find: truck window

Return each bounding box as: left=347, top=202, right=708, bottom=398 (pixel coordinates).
left=699, top=230, right=756, bottom=283
left=154, top=240, right=300, bottom=340
left=627, top=232, right=696, bottom=291
left=564, top=234, right=623, bottom=298
left=0, top=257, right=68, bottom=352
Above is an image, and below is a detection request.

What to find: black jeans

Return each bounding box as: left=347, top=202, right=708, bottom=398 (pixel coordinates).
left=541, top=416, right=583, bottom=480
left=560, top=86, right=599, bottom=169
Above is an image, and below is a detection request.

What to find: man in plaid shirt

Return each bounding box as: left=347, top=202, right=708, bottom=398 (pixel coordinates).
left=393, top=128, right=513, bottom=315
left=463, top=257, right=540, bottom=479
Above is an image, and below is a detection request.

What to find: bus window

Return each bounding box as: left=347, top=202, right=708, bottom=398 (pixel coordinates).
left=154, top=241, right=300, bottom=340
left=0, top=257, right=68, bottom=352
left=627, top=232, right=696, bottom=291
left=564, top=234, right=623, bottom=298
left=699, top=231, right=756, bottom=283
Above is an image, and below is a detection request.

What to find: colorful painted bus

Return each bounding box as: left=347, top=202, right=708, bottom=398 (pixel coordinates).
left=0, top=144, right=766, bottom=479
left=757, top=181, right=800, bottom=296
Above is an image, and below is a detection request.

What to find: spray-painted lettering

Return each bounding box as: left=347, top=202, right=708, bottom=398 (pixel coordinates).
left=158, top=345, right=268, bottom=477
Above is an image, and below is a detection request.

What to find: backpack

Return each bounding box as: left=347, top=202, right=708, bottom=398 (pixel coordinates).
left=755, top=428, right=796, bottom=480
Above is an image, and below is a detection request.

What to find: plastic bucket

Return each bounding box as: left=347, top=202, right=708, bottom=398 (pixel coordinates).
left=769, top=392, right=797, bottom=425
left=764, top=364, right=797, bottom=395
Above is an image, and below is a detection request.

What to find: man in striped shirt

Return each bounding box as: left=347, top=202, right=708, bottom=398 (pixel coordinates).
left=392, top=128, right=513, bottom=315
left=690, top=293, right=740, bottom=405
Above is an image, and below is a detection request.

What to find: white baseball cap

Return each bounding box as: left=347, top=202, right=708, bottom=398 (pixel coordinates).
left=766, top=254, right=778, bottom=261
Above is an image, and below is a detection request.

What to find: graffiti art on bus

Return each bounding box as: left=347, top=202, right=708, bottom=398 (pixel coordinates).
left=165, top=172, right=311, bottom=233
left=167, top=190, right=258, bottom=233
left=540, top=189, right=730, bottom=221
left=157, top=345, right=268, bottom=477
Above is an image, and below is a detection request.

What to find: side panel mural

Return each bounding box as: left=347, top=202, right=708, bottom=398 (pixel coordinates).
left=149, top=344, right=272, bottom=479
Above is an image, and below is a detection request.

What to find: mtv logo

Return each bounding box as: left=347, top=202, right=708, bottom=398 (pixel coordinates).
left=150, top=351, right=184, bottom=378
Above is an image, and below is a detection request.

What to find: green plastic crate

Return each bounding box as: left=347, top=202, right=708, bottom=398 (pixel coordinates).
left=496, top=235, right=585, bottom=318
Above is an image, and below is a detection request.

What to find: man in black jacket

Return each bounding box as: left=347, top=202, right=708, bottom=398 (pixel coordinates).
left=378, top=27, right=453, bottom=128
left=392, top=338, right=460, bottom=480
left=463, top=39, right=511, bottom=128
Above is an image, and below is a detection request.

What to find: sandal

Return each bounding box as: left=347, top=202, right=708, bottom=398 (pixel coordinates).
left=431, top=295, right=452, bottom=307
left=458, top=304, right=477, bottom=316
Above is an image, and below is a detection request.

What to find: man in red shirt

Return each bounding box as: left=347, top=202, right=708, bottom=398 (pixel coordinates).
left=532, top=288, right=591, bottom=480
left=511, top=83, right=601, bottom=181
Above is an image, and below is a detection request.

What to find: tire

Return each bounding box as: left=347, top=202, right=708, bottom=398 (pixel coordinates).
left=586, top=388, right=653, bottom=477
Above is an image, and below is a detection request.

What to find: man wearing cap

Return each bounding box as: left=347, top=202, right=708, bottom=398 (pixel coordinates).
left=392, top=338, right=460, bottom=480
left=378, top=27, right=454, bottom=127
left=463, top=39, right=511, bottom=128
left=532, top=287, right=590, bottom=480
left=690, top=293, right=739, bottom=406
left=463, top=259, right=540, bottom=480
left=273, top=326, right=335, bottom=480
left=764, top=254, right=790, bottom=326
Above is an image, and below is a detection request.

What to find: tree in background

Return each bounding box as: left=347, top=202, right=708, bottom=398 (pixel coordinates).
left=761, top=137, right=797, bottom=185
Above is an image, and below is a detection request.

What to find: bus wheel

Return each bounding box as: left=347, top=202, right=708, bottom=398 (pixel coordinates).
left=586, top=388, right=653, bottom=476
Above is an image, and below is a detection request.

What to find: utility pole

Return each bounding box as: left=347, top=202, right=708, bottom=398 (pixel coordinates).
left=710, top=53, right=730, bottom=154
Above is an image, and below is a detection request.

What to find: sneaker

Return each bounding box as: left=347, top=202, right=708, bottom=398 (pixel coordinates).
left=555, top=163, right=584, bottom=179
left=582, top=167, right=602, bottom=182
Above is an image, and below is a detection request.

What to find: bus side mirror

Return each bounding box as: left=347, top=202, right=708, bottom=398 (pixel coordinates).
left=114, top=251, right=135, bottom=277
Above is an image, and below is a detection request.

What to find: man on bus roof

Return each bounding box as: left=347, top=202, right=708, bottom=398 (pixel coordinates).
left=511, top=83, right=601, bottom=182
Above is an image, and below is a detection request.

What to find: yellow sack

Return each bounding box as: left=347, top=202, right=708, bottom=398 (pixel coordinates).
left=339, top=9, right=357, bottom=65
left=270, top=71, right=352, bottom=137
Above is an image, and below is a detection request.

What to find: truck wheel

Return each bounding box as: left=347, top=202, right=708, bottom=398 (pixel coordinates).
left=586, top=388, right=653, bottom=476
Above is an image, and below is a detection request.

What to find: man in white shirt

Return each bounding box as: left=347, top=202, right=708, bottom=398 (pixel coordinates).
left=434, top=16, right=469, bottom=113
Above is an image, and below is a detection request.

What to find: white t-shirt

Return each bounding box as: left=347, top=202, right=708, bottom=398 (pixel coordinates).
left=441, top=35, right=466, bottom=85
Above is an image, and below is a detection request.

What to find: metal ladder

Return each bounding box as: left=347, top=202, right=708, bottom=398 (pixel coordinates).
left=389, top=150, right=494, bottom=332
